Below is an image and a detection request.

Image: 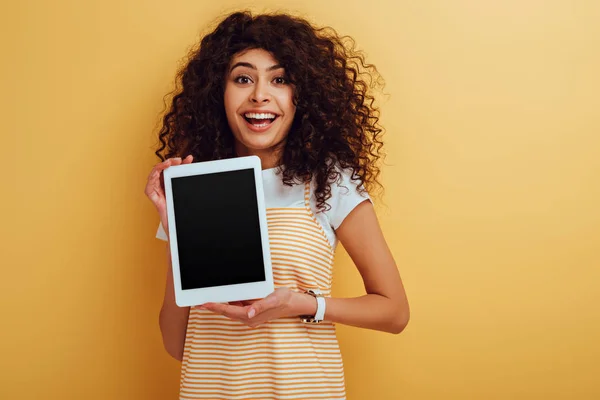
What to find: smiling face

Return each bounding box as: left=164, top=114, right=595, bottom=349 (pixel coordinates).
left=224, top=48, right=296, bottom=168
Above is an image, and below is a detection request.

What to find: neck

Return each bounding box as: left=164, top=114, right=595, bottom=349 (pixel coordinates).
left=235, top=144, right=284, bottom=170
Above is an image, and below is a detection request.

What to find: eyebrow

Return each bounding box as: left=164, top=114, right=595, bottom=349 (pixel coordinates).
left=229, top=62, right=284, bottom=73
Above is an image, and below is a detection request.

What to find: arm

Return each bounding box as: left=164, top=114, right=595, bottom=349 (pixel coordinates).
left=159, top=244, right=190, bottom=361
left=311, top=200, right=410, bottom=334
left=203, top=200, right=410, bottom=335
left=144, top=155, right=194, bottom=361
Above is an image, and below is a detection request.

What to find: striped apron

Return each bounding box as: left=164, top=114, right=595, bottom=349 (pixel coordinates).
left=178, top=183, right=346, bottom=399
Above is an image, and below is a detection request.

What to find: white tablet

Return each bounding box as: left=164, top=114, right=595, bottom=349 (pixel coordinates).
left=163, top=155, right=274, bottom=307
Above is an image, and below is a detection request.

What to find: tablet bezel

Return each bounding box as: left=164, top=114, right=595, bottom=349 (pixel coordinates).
left=163, top=155, right=274, bottom=307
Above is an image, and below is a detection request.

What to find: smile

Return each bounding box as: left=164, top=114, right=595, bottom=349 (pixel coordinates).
left=242, top=112, right=279, bottom=132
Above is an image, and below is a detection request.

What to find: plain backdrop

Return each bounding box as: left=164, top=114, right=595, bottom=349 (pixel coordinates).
left=1, top=0, right=599, bottom=399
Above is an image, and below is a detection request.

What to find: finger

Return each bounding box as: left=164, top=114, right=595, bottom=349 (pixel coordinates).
left=146, top=166, right=163, bottom=187
left=146, top=159, right=183, bottom=203
left=144, top=182, right=164, bottom=203
left=147, top=191, right=161, bottom=204
left=248, top=295, right=279, bottom=319
left=144, top=177, right=165, bottom=202
left=145, top=169, right=164, bottom=190
left=228, top=301, right=244, bottom=307
left=182, top=154, right=194, bottom=164
left=157, top=158, right=173, bottom=171
left=152, top=157, right=179, bottom=174
left=150, top=157, right=181, bottom=193
left=203, top=302, right=248, bottom=320
left=145, top=160, right=172, bottom=188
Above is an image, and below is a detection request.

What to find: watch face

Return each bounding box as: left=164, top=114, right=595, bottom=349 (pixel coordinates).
left=300, top=317, right=320, bottom=324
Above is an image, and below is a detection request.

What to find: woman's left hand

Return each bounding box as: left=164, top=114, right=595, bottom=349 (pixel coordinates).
left=197, top=288, right=313, bottom=328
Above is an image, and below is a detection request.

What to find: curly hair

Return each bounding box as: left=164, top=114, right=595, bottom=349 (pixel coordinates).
left=155, top=11, right=385, bottom=211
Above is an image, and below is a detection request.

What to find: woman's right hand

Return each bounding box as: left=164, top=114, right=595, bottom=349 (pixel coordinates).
left=144, top=155, right=194, bottom=237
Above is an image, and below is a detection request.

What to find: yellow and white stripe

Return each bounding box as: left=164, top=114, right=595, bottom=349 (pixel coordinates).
left=178, top=184, right=346, bottom=399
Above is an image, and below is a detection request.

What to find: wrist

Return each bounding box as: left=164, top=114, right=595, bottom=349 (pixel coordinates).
left=292, top=292, right=318, bottom=317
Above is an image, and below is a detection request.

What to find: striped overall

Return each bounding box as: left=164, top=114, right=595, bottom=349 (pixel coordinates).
left=179, top=183, right=346, bottom=399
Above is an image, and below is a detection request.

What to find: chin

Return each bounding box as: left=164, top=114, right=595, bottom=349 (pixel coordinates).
left=237, top=135, right=282, bottom=152
left=234, top=126, right=286, bottom=152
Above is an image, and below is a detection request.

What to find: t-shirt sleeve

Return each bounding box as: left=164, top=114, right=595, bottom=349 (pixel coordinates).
left=156, top=222, right=168, bottom=241
left=324, top=168, right=372, bottom=230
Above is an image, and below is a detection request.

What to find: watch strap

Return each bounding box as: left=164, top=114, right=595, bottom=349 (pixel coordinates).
left=314, top=295, right=326, bottom=322
left=300, top=289, right=325, bottom=323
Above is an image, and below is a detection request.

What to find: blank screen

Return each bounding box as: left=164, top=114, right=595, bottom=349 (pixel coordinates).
left=171, top=168, right=266, bottom=290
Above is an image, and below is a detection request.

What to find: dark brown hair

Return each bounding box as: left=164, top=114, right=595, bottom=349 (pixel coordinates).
left=156, top=11, right=385, bottom=211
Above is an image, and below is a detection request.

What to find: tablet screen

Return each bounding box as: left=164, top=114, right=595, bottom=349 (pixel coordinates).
left=171, top=168, right=266, bottom=290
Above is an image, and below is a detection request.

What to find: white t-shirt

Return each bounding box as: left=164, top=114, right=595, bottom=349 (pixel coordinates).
left=155, top=166, right=370, bottom=249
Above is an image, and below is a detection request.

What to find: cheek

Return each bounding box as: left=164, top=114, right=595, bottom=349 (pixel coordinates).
left=223, top=92, right=241, bottom=135
left=223, top=89, right=235, bottom=116
left=223, top=84, right=244, bottom=116
left=279, top=89, right=296, bottom=114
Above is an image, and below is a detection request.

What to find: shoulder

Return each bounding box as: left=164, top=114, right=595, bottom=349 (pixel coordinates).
left=331, top=166, right=368, bottom=198
left=312, top=166, right=372, bottom=231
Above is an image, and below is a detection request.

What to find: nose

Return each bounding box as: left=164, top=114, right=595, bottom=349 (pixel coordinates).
left=250, top=80, right=271, bottom=104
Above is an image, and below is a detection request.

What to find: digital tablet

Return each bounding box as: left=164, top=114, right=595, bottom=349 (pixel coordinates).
left=162, top=155, right=274, bottom=307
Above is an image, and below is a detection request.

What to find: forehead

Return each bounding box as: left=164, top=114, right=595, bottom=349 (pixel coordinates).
left=229, top=48, right=281, bottom=69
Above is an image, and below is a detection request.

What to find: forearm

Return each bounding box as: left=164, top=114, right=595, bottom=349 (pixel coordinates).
left=159, top=245, right=190, bottom=361
left=295, top=292, right=409, bottom=334
left=159, top=304, right=189, bottom=361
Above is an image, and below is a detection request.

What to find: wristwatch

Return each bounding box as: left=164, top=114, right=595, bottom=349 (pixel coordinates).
left=300, top=289, right=326, bottom=324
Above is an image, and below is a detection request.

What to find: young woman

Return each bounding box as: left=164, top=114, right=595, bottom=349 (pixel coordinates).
left=144, top=11, right=409, bottom=400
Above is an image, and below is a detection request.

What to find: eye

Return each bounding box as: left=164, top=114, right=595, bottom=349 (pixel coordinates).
left=234, top=75, right=252, bottom=84
left=273, top=76, right=287, bottom=85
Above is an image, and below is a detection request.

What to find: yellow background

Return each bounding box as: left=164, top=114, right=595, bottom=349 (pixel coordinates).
left=1, top=0, right=599, bottom=399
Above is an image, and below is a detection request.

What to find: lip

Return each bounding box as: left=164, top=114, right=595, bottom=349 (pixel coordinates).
left=242, top=109, right=281, bottom=116
left=241, top=109, right=281, bottom=133
left=242, top=115, right=279, bottom=133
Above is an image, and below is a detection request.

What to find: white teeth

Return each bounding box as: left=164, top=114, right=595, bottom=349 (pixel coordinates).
left=244, top=112, right=277, bottom=119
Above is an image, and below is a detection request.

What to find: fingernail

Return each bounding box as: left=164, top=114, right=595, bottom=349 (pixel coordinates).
left=248, top=308, right=256, bottom=318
